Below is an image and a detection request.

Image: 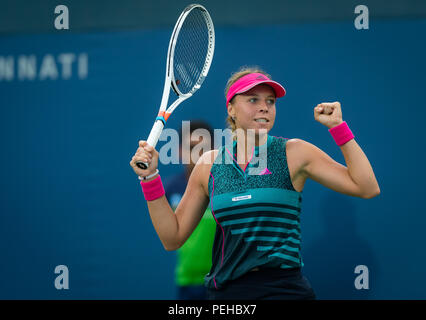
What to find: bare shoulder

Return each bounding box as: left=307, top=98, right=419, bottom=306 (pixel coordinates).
left=285, top=138, right=318, bottom=176
left=198, top=149, right=220, bottom=166
left=286, top=138, right=331, bottom=174
left=191, top=149, right=220, bottom=196
left=286, top=138, right=319, bottom=155
left=286, top=138, right=304, bottom=149
left=286, top=138, right=311, bottom=157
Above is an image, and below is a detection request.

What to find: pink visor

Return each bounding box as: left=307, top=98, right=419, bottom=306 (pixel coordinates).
left=226, top=73, right=286, bottom=108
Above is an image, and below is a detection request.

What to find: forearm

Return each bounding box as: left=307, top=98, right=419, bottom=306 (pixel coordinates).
left=146, top=196, right=181, bottom=251
left=312, top=102, right=380, bottom=198
left=131, top=141, right=184, bottom=250
left=339, top=139, right=380, bottom=198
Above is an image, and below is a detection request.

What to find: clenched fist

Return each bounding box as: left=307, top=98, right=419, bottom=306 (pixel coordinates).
left=129, top=140, right=159, bottom=178
left=314, top=101, right=343, bottom=129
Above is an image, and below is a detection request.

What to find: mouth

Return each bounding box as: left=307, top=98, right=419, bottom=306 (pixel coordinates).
left=254, top=118, right=269, bottom=123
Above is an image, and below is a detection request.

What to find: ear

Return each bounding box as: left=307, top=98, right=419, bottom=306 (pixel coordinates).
left=227, top=102, right=235, bottom=118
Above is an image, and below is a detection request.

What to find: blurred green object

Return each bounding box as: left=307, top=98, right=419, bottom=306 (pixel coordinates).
left=175, top=208, right=216, bottom=286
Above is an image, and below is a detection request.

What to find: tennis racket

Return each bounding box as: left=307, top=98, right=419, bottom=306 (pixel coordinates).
left=136, top=4, right=215, bottom=169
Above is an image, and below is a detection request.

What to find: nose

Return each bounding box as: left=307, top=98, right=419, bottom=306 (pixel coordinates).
left=258, top=99, right=269, bottom=113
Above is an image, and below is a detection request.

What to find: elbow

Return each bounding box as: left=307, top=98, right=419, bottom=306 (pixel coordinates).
left=164, top=244, right=179, bottom=251
left=361, top=186, right=381, bottom=199
left=163, top=239, right=182, bottom=252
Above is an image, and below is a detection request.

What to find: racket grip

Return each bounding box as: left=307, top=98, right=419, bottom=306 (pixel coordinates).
left=136, top=120, right=165, bottom=170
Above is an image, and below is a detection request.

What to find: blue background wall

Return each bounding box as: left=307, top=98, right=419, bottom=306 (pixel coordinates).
left=1, top=17, right=426, bottom=299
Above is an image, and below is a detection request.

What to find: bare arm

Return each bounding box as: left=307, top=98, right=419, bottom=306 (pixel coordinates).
left=293, top=138, right=380, bottom=198
left=130, top=141, right=213, bottom=251
left=337, top=138, right=380, bottom=198
left=147, top=160, right=210, bottom=250
left=290, top=102, right=380, bottom=198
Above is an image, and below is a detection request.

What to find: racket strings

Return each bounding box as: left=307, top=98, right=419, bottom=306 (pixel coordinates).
left=173, top=8, right=211, bottom=94
left=175, top=14, right=206, bottom=90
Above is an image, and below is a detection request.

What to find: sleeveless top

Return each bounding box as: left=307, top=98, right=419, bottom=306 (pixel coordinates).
left=205, top=135, right=304, bottom=289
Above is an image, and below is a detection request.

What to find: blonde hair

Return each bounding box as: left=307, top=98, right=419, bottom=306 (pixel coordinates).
left=224, top=66, right=272, bottom=132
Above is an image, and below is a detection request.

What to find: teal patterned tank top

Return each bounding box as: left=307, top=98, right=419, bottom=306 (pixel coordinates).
left=205, top=135, right=304, bottom=289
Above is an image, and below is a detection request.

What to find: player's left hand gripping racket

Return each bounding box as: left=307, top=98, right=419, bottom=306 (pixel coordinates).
left=136, top=4, right=215, bottom=169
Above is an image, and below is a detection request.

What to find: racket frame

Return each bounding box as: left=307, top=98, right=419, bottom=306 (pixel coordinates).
left=138, top=4, right=215, bottom=169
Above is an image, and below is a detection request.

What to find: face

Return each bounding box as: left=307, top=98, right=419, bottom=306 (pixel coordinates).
left=228, top=84, right=276, bottom=134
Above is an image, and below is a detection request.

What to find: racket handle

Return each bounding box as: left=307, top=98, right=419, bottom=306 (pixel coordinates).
left=136, top=120, right=165, bottom=170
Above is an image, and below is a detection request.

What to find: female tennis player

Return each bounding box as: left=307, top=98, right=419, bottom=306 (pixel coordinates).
left=130, top=67, right=380, bottom=300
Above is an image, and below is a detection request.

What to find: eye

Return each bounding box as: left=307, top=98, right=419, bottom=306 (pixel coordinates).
left=249, top=98, right=257, bottom=103
left=267, top=99, right=276, bottom=105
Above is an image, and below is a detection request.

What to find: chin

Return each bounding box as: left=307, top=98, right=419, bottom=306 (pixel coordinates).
left=255, top=122, right=272, bottom=130
left=236, top=124, right=272, bottom=136
left=252, top=127, right=271, bottom=136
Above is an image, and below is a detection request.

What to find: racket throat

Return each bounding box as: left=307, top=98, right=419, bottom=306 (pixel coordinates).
left=156, top=111, right=172, bottom=126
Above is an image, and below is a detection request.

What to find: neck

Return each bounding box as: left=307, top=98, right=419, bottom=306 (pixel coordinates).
left=234, top=129, right=268, bottom=164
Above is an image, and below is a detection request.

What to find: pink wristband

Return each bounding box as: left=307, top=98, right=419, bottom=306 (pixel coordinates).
left=140, top=175, right=165, bottom=201
left=328, top=121, right=354, bottom=146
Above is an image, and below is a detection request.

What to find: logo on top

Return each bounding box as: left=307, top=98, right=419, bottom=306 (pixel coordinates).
left=256, top=75, right=267, bottom=80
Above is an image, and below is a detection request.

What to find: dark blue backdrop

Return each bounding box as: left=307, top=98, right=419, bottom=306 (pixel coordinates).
left=1, top=19, right=426, bottom=299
